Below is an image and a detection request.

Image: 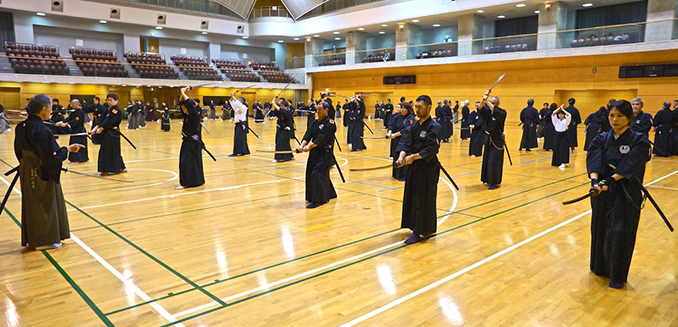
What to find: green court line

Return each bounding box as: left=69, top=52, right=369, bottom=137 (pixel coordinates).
left=64, top=200, right=227, bottom=307
left=159, top=180, right=591, bottom=326
left=2, top=208, right=114, bottom=326
left=105, top=171, right=584, bottom=316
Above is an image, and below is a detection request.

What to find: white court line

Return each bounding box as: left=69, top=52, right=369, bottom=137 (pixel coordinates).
left=646, top=185, right=678, bottom=191
left=173, top=177, right=458, bottom=318
left=111, top=169, right=179, bottom=191
left=340, top=168, right=678, bottom=326
left=0, top=176, right=183, bottom=326
left=67, top=178, right=292, bottom=212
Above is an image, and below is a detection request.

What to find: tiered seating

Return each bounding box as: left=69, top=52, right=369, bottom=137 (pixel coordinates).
left=362, top=51, right=393, bottom=63
left=250, top=61, right=295, bottom=83
left=319, top=57, right=345, bottom=66
left=416, top=49, right=455, bottom=59
left=170, top=55, right=221, bottom=81
left=4, top=42, right=70, bottom=75
left=570, top=32, right=638, bottom=48
left=124, top=52, right=178, bottom=79
left=483, top=43, right=533, bottom=54
left=211, top=59, right=260, bottom=82
left=69, top=48, right=127, bottom=77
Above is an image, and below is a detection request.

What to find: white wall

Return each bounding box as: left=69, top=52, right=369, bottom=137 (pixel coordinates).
left=366, top=33, right=395, bottom=50
left=34, top=25, right=124, bottom=58
left=220, top=44, right=274, bottom=63
left=158, top=38, right=208, bottom=58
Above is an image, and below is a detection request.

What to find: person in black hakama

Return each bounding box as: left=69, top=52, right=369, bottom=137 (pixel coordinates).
left=542, top=103, right=556, bottom=151
left=584, top=107, right=606, bottom=151
left=253, top=100, right=264, bottom=123
left=50, top=99, right=69, bottom=135
left=551, top=105, right=572, bottom=168
left=91, top=93, right=126, bottom=176
left=565, top=98, right=581, bottom=152
left=221, top=102, right=232, bottom=121
left=519, top=99, right=539, bottom=151
left=229, top=94, right=250, bottom=157
left=479, top=91, right=507, bottom=190
left=383, top=99, right=393, bottom=128
left=451, top=100, right=459, bottom=137
left=0, top=103, right=9, bottom=133
left=460, top=100, right=471, bottom=140
left=306, top=100, right=316, bottom=128
left=15, top=94, right=84, bottom=250
left=271, top=98, right=294, bottom=163
left=349, top=97, right=367, bottom=151
left=395, top=95, right=442, bottom=245
left=652, top=101, right=672, bottom=157
left=83, top=96, right=106, bottom=127
left=209, top=100, right=217, bottom=120
left=297, top=101, right=338, bottom=209
left=335, top=102, right=341, bottom=119
left=55, top=99, right=88, bottom=163
left=468, top=101, right=485, bottom=157
left=145, top=101, right=157, bottom=121
left=343, top=100, right=352, bottom=144
left=670, top=100, right=678, bottom=156
left=439, top=100, right=452, bottom=143
left=630, top=98, right=652, bottom=138
left=388, top=102, right=415, bottom=181
left=587, top=99, right=651, bottom=289
left=175, top=87, right=205, bottom=190
left=161, top=101, right=171, bottom=132
left=374, top=101, right=381, bottom=120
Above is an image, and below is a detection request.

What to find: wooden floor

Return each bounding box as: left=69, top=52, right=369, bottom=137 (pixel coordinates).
left=1, top=115, right=677, bottom=326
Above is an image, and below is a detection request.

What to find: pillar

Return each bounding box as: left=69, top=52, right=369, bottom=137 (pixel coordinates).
left=645, top=0, right=678, bottom=42
left=345, top=31, right=366, bottom=65
left=305, top=37, right=323, bottom=68
left=458, top=14, right=483, bottom=56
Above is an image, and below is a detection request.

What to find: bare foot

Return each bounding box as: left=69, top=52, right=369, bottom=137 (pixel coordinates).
left=120, top=169, right=128, bottom=173
left=174, top=185, right=186, bottom=190
left=271, top=160, right=278, bottom=163
left=98, top=172, right=109, bottom=177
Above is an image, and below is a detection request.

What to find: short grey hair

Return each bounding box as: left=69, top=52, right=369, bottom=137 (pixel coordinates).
left=70, top=99, right=81, bottom=107
left=489, top=96, right=500, bottom=105
left=631, top=97, right=643, bottom=106
left=27, top=94, right=52, bottom=115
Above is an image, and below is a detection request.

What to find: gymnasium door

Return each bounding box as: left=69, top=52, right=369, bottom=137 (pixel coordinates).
left=554, top=89, right=638, bottom=118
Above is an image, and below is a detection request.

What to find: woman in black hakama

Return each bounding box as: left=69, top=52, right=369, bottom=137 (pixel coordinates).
left=176, top=89, right=205, bottom=190
left=93, top=94, right=126, bottom=176
left=551, top=105, right=571, bottom=168
left=271, top=99, right=294, bottom=162
left=56, top=100, right=88, bottom=163
left=587, top=99, right=651, bottom=289
left=388, top=103, right=415, bottom=181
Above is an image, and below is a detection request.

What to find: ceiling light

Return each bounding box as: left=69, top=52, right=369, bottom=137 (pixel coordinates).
left=36, top=12, right=46, bottom=16
left=378, top=31, right=385, bottom=34
left=333, top=31, right=340, bottom=34
left=155, top=26, right=163, bottom=30
left=497, top=15, right=506, bottom=19
left=334, top=37, right=341, bottom=40
left=278, top=40, right=284, bottom=43
left=381, top=24, right=388, bottom=27
left=293, top=37, right=300, bottom=40
left=358, top=27, right=365, bottom=31
left=412, top=19, right=420, bottom=23
left=202, top=32, right=208, bottom=35
left=99, top=20, right=107, bottom=24
left=516, top=3, right=526, bottom=7
left=242, top=36, right=249, bottom=39
left=432, top=24, right=441, bottom=27
left=122, top=84, right=127, bottom=87
left=534, top=10, right=540, bottom=13
left=313, top=34, right=320, bottom=37
left=582, top=3, right=593, bottom=7
left=477, top=10, right=484, bottom=13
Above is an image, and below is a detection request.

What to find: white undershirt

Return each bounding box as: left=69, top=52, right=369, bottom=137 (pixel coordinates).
left=552, top=111, right=572, bottom=133
left=230, top=99, right=247, bottom=123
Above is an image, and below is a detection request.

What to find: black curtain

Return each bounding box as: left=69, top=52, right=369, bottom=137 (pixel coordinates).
left=576, top=1, right=647, bottom=29
left=495, top=16, right=538, bottom=37
left=0, top=12, right=15, bottom=46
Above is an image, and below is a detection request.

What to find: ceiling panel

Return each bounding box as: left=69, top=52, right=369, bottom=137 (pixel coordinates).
left=282, top=0, right=329, bottom=19
left=212, top=0, right=258, bottom=19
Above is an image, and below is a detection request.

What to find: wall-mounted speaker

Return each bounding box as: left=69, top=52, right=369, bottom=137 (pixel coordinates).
left=51, top=0, right=63, bottom=12
left=200, top=20, right=209, bottom=30
left=157, top=14, right=166, bottom=25
left=110, top=8, right=121, bottom=19
left=236, top=25, right=244, bottom=34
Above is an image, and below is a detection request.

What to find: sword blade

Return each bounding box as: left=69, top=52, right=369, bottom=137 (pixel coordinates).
left=62, top=168, right=134, bottom=183
left=488, top=70, right=509, bottom=91
left=562, top=192, right=593, bottom=205
left=349, top=164, right=392, bottom=172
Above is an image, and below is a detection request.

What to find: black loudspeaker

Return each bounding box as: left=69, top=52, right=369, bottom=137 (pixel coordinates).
left=644, top=65, right=664, bottom=77
left=237, top=25, right=245, bottom=34
left=51, top=0, right=63, bottom=12
left=201, top=20, right=209, bottom=30
left=383, top=75, right=416, bottom=85
left=157, top=14, right=166, bottom=25
left=110, top=8, right=121, bottom=19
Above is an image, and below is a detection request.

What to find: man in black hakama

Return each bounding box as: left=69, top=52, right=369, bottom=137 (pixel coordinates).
left=176, top=86, right=205, bottom=190
left=438, top=100, right=452, bottom=143
left=587, top=99, right=651, bottom=289
left=271, top=99, right=294, bottom=162
left=15, top=94, right=84, bottom=250
left=652, top=101, right=672, bottom=157
left=253, top=100, right=264, bottom=123
left=671, top=100, right=678, bottom=155
left=209, top=100, right=217, bottom=120
left=630, top=98, right=652, bottom=138
left=565, top=98, right=581, bottom=152
left=343, top=101, right=352, bottom=144
left=383, top=99, right=394, bottom=129
left=460, top=101, right=471, bottom=140
left=91, top=93, right=126, bottom=176
left=468, top=102, right=485, bottom=157
left=56, top=99, right=88, bottom=163
left=298, top=101, right=338, bottom=208
left=395, top=95, right=442, bottom=245
left=349, top=97, right=367, bottom=151
left=306, top=100, right=316, bottom=128
left=479, top=92, right=507, bottom=190
left=519, top=99, right=539, bottom=151
left=229, top=94, right=250, bottom=156
left=83, top=96, right=106, bottom=127
left=50, top=98, right=69, bottom=134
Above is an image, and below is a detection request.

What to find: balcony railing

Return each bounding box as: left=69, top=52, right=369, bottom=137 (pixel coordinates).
left=251, top=6, right=291, bottom=19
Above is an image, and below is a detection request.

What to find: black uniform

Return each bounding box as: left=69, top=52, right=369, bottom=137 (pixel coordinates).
left=565, top=105, right=581, bottom=148
left=479, top=104, right=507, bottom=186
left=584, top=109, right=606, bottom=151
left=161, top=106, right=170, bottom=132
left=14, top=115, right=70, bottom=247
left=389, top=113, right=415, bottom=180
left=273, top=107, right=294, bottom=162
left=468, top=110, right=485, bottom=156
left=64, top=108, right=88, bottom=162
left=397, top=117, right=442, bottom=237
left=51, top=104, right=68, bottom=134
left=519, top=105, right=539, bottom=150
left=630, top=111, right=652, bottom=137
left=306, top=104, right=316, bottom=128
left=343, top=103, right=352, bottom=143
left=374, top=103, right=381, bottom=120
left=652, top=107, right=672, bottom=157
left=335, top=103, right=341, bottom=119
left=302, top=115, right=338, bottom=204
left=438, top=105, right=452, bottom=142
left=383, top=102, right=394, bottom=128
left=349, top=99, right=367, bottom=151
left=540, top=107, right=555, bottom=150
left=179, top=99, right=205, bottom=188
left=96, top=105, right=125, bottom=174
left=460, top=105, right=470, bottom=140
left=587, top=129, right=650, bottom=287
left=671, top=109, right=678, bottom=155
left=253, top=103, right=264, bottom=123
left=209, top=102, right=217, bottom=120
left=83, top=102, right=106, bottom=126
